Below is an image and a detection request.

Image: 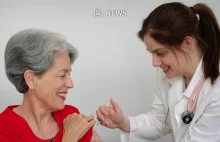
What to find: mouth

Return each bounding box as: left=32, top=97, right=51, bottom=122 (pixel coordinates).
left=162, top=66, right=169, bottom=73
left=56, top=93, right=66, bottom=101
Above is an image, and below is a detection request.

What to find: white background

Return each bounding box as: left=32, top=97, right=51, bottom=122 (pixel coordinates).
left=0, top=0, right=219, bottom=141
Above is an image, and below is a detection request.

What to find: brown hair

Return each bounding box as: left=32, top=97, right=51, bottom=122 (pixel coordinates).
left=138, top=2, right=220, bottom=84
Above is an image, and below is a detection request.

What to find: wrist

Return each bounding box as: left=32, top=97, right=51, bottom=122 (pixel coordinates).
left=62, top=134, right=78, bottom=142
left=118, top=116, right=130, bottom=132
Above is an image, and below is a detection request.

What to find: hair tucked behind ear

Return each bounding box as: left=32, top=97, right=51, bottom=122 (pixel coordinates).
left=193, top=3, right=220, bottom=84
left=138, top=2, right=220, bottom=84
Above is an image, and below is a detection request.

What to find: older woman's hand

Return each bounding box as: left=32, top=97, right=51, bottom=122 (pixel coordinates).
left=62, top=113, right=96, bottom=142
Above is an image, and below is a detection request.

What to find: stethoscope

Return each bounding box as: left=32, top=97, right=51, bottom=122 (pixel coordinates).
left=165, top=75, right=205, bottom=133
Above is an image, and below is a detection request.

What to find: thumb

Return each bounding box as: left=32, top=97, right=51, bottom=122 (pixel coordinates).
left=110, top=98, right=120, bottom=111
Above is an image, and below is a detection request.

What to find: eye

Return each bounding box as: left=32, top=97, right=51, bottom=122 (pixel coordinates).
left=157, top=52, right=165, bottom=56
left=59, top=75, right=66, bottom=78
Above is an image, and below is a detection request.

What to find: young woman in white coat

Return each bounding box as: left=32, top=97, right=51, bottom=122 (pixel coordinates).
left=96, top=2, right=220, bottom=142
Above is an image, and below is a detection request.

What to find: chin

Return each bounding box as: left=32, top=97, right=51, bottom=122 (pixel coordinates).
left=55, top=103, right=65, bottom=110
left=165, top=73, right=176, bottom=79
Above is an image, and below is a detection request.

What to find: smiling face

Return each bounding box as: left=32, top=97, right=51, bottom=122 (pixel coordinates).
left=144, top=34, right=187, bottom=79
left=32, top=52, right=74, bottom=111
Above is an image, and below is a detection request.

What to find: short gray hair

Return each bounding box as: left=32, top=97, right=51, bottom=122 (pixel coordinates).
left=5, top=28, right=78, bottom=93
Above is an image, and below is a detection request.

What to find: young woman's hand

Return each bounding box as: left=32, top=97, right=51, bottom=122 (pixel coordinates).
left=96, top=99, right=130, bottom=132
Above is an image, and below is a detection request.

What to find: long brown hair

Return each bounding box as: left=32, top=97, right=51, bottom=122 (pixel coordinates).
left=138, top=2, right=220, bottom=84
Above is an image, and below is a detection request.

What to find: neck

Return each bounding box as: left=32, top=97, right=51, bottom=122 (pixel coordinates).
left=14, top=92, right=54, bottom=130
left=183, top=54, right=202, bottom=87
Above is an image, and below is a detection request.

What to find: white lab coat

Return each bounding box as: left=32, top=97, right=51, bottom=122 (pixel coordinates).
left=120, top=61, right=220, bottom=142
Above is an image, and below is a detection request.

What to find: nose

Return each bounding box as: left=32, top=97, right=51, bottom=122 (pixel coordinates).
left=152, top=54, right=162, bottom=67
left=65, top=75, right=74, bottom=88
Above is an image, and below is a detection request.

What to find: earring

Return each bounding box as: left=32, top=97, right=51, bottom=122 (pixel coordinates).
left=29, top=86, right=34, bottom=92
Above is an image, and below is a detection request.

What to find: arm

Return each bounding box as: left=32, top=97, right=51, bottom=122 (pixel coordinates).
left=181, top=85, right=220, bottom=142
left=120, top=69, right=169, bottom=141
left=97, top=69, right=169, bottom=141
left=91, top=130, right=101, bottom=141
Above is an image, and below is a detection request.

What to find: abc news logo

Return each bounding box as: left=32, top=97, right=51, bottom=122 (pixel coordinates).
left=94, top=9, right=127, bottom=17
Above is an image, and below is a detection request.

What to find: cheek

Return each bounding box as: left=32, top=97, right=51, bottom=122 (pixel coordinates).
left=35, top=84, right=55, bottom=98
left=40, top=82, right=64, bottom=94
left=35, top=84, right=61, bottom=104
left=35, top=79, right=62, bottom=97
left=167, top=53, right=179, bottom=66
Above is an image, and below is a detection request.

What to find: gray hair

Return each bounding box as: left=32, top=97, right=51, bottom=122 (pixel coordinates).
left=4, top=28, right=78, bottom=93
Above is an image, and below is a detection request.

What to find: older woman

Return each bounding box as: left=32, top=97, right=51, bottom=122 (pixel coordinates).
left=0, top=29, right=101, bottom=142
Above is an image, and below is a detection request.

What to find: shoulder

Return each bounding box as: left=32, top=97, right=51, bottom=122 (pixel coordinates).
left=62, top=105, right=80, bottom=114
left=0, top=106, right=18, bottom=136
left=0, top=108, right=8, bottom=126
left=0, top=106, right=16, bottom=124
left=53, top=105, right=93, bottom=141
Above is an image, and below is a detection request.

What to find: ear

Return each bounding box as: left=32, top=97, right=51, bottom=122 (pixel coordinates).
left=180, top=36, right=193, bottom=53
left=23, top=70, right=35, bottom=90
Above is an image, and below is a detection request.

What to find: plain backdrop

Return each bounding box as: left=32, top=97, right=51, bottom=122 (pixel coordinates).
left=0, top=0, right=219, bottom=141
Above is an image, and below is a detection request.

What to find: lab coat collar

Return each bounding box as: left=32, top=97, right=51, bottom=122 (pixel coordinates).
left=183, top=59, right=203, bottom=98
left=167, top=58, right=203, bottom=99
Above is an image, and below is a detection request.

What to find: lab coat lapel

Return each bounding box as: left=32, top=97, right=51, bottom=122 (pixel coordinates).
left=167, top=76, right=185, bottom=137
left=168, top=76, right=185, bottom=105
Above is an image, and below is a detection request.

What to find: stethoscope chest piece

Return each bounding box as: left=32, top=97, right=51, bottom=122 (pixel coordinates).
left=181, top=111, right=194, bottom=124
left=181, top=75, right=205, bottom=125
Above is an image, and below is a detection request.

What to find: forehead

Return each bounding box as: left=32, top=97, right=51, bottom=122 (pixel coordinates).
left=50, top=52, right=72, bottom=72
left=143, top=34, right=167, bottom=52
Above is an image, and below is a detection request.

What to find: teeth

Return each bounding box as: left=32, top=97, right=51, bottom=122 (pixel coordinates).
left=163, top=67, right=169, bottom=71
left=56, top=93, right=66, bottom=97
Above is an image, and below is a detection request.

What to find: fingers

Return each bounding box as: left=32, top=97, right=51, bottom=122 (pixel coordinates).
left=110, top=99, right=122, bottom=114
left=99, top=121, right=109, bottom=127
left=86, top=115, right=95, bottom=121
left=76, top=114, right=95, bottom=126
left=108, top=106, right=115, bottom=117
left=82, top=115, right=96, bottom=128
left=62, top=113, right=96, bottom=141
left=88, top=119, right=96, bottom=128
left=101, top=105, right=109, bottom=115
left=110, top=99, right=119, bottom=109
left=66, top=113, right=95, bottom=127
left=96, top=109, right=105, bottom=121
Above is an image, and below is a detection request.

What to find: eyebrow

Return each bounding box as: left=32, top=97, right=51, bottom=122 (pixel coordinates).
left=147, top=48, right=166, bottom=53
left=57, top=69, right=72, bottom=74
